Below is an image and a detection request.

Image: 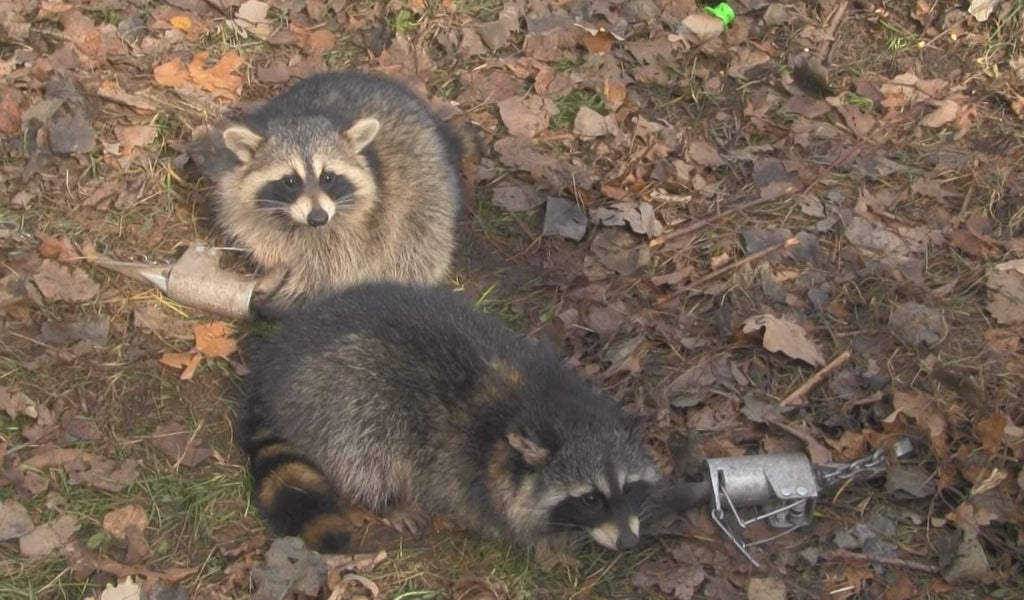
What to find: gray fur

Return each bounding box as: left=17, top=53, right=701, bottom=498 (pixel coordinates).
left=189, top=72, right=463, bottom=316
left=243, top=284, right=662, bottom=549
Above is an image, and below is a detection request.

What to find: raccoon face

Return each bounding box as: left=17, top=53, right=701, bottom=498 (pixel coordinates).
left=221, top=117, right=380, bottom=228
left=507, top=421, right=661, bottom=551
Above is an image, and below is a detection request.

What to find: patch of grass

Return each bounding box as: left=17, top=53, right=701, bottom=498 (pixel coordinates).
left=0, top=554, right=101, bottom=600
left=550, top=89, right=606, bottom=131
left=880, top=18, right=921, bottom=53
left=392, top=8, right=421, bottom=34
left=452, top=0, right=502, bottom=20
left=845, top=92, right=875, bottom=112
left=324, top=41, right=363, bottom=70
left=140, top=469, right=251, bottom=558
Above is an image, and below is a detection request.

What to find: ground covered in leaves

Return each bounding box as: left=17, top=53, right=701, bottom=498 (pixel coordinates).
left=2, top=0, right=1024, bottom=598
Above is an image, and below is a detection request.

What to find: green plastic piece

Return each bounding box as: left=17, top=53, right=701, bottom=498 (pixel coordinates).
left=704, top=2, right=736, bottom=26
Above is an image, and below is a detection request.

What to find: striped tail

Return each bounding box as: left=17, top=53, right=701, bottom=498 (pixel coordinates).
left=243, top=428, right=351, bottom=553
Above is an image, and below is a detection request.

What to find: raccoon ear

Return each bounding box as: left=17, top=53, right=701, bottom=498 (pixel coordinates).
left=507, top=428, right=551, bottom=468
left=344, top=118, right=380, bottom=152
left=222, top=126, right=264, bottom=163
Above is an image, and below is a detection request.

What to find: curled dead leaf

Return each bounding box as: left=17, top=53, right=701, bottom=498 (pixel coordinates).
left=742, top=314, right=826, bottom=367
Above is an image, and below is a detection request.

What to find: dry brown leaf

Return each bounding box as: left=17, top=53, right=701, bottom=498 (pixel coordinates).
left=976, top=414, right=1006, bottom=455
left=116, top=125, right=158, bottom=156
left=188, top=51, right=244, bottom=96
left=151, top=422, right=213, bottom=467
left=746, top=577, right=786, bottom=600
left=303, top=29, right=336, bottom=56
left=582, top=30, right=615, bottom=54
left=497, top=96, right=554, bottom=139
left=33, top=260, right=100, bottom=303
left=741, top=314, right=826, bottom=367
left=921, top=99, right=959, bottom=128
left=0, top=387, right=38, bottom=419
left=152, top=58, right=189, bottom=87
left=159, top=352, right=202, bottom=381
left=193, top=321, right=237, bottom=358
left=892, top=390, right=948, bottom=457
left=0, top=499, right=35, bottom=541
left=102, top=505, right=150, bottom=562
left=36, top=234, right=78, bottom=262
left=19, top=514, right=80, bottom=557
left=0, top=87, right=23, bottom=136
left=23, top=447, right=93, bottom=470
left=600, top=76, right=627, bottom=110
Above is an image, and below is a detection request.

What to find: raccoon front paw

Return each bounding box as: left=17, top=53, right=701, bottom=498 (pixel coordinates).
left=384, top=505, right=430, bottom=538
left=250, top=269, right=294, bottom=320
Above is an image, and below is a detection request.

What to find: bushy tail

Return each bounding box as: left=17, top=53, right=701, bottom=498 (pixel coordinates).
left=243, top=425, right=351, bottom=553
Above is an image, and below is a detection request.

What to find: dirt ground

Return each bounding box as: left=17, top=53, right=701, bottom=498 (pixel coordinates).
left=2, top=0, right=1024, bottom=599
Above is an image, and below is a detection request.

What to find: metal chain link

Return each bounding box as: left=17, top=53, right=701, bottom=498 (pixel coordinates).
left=816, top=448, right=888, bottom=487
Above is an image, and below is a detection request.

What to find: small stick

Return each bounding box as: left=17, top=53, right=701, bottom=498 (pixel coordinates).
left=656, top=237, right=800, bottom=304
left=828, top=549, right=940, bottom=574
left=650, top=194, right=765, bottom=247
left=821, top=0, right=850, bottom=63
left=780, top=349, right=852, bottom=406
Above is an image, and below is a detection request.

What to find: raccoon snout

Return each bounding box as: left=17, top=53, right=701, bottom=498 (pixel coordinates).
left=307, top=208, right=330, bottom=226
left=616, top=528, right=639, bottom=550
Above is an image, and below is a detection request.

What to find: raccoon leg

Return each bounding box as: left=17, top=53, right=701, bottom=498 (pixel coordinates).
left=246, top=430, right=352, bottom=553
left=250, top=267, right=295, bottom=320
left=381, top=499, right=431, bottom=538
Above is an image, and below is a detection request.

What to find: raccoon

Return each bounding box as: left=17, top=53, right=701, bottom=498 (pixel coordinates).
left=240, top=283, right=662, bottom=554
left=189, top=72, right=464, bottom=317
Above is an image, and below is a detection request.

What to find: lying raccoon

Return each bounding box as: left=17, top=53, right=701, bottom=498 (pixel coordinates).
left=189, top=72, right=464, bottom=317
left=240, top=284, right=662, bottom=553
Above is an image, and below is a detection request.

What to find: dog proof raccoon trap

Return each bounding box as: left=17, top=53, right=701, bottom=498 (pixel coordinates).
left=97, top=244, right=257, bottom=320
left=684, top=437, right=914, bottom=566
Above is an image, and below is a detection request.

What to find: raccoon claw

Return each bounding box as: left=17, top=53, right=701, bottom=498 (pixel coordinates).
left=384, top=506, right=430, bottom=538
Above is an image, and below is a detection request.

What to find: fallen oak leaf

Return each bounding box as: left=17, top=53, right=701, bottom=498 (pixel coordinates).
left=193, top=321, right=237, bottom=358
left=152, top=58, right=189, bottom=87
left=741, top=314, right=826, bottom=367
left=188, top=51, right=244, bottom=96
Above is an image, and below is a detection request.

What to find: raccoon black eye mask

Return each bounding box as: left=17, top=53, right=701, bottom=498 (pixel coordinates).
left=188, top=71, right=465, bottom=318
left=239, top=283, right=663, bottom=554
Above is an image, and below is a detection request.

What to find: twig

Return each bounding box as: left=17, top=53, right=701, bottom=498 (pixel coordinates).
left=656, top=236, right=800, bottom=304
left=780, top=349, right=852, bottom=406
left=821, top=0, right=850, bottom=63
left=828, top=549, right=940, bottom=574
left=650, top=194, right=764, bottom=247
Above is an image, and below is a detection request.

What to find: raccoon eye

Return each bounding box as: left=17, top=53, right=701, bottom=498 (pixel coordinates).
left=320, top=171, right=335, bottom=185
left=281, top=175, right=300, bottom=188
left=580, top=492, right=600, bottom=506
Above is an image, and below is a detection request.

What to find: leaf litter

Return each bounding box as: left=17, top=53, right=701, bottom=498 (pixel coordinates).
left=4, top=0, right=1024, bottom=597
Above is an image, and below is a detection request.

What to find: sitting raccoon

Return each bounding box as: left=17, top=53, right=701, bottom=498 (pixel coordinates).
left=189, top=71, right=464, bottom=317
left=240, top=284, right=662, bottom=553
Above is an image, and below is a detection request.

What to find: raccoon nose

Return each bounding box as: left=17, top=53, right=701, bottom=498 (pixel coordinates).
left=616, top=528, right=639, bottom=550
left=307, top=208, right=329, bottom=227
